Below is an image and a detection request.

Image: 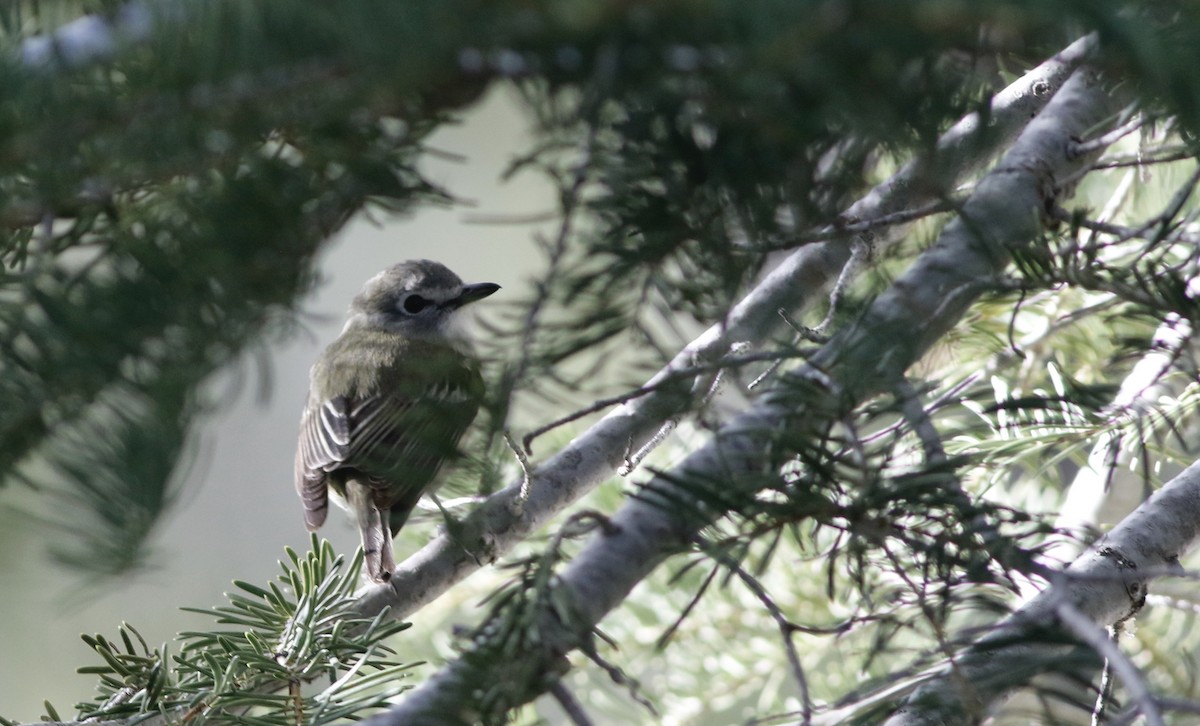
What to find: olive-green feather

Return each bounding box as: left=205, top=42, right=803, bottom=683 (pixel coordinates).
left=295, top=328, right=483, bottom=534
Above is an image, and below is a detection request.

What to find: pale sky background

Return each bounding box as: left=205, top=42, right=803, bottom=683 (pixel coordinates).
left=0, top=87, right=556, bottom=721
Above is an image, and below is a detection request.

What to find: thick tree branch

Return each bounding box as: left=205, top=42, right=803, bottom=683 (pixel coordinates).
left=1045, top=313, right=1198, bottom=573
left=353, top=34, right=1098, bottom=623
left=883, top=455, right=1200, bottom=725
left=912, top=310, right=1200, bottom=725
left=8, top=12, right=1100, bottom=721
left=369, top=67, right=1120, bottom=724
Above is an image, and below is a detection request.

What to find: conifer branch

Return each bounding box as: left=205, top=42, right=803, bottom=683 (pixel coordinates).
left=883, top=457, right=1200, bottom=725
left=367, top=66, right=1121, bottom=724
left=353, top=33, right=1099, bottom=624
left=12, top=538, right=412, bottom=726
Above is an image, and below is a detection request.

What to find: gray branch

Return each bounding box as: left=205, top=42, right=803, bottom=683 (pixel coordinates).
left=883, top=455, right=1200, bottom=725
left=354, top=33, right=1098, bottom=623
left=888, top=285, right=1200, bottom=726
left=9, top=13, right=1098, bottom=723
left=1042, top=313, right=1198, bottom=575
left=368, top=66, right=1120, bottom=725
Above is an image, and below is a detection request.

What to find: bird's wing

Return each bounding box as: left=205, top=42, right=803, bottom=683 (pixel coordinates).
left=294, top=395, right=354, bottom=531
left=346, top=378, right=478, bottom=491
left=296, top=374, right=480, bottom=532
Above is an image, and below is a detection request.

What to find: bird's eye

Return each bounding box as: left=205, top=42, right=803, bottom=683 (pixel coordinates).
left=401, top=294, right=429, bottom=314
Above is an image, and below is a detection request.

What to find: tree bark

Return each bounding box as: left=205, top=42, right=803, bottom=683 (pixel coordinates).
left=369, top=66, right=1121, bottom=725
left=354, top=34, right=1098, bottom=624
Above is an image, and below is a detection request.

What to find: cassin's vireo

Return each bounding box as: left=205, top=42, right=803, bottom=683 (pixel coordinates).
left=295, top=259, right=499, bottom=583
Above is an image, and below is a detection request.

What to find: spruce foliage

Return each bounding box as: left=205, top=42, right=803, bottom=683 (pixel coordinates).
left=6, top=1, right=1200, bottom=724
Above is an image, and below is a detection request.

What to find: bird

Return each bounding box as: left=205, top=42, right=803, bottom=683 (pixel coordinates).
left=294, top=259, right=499, bottom=583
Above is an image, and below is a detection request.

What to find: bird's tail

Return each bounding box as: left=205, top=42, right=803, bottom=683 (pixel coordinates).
left=346, top=480, right=395, bottom=583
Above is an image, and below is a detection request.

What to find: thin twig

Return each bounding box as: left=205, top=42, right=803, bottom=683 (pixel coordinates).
left=748, top=310, right=827, bottom=391
left=1092, top=622, right=1119, bottom=726
left=522, top=349, right=809, bottom=456
left=892, top=379, right=946, bottom=465
left=1051, top=203, right=1200, bottom=250
left=812, top=236, right=872, bottom=336
left=710, top=550, right=813, bottom=724
left=618, top=418, right=677, bottom=476
left=1140, top=165, right=1200, bottom=251
left=1091, top=145, right=1194, bottom=169
left=503, top=430, right=535, bottom=513
left=1073, top=112, right=1147, bottom=156
left=619, top=345, right=740, bottom=475
left=1055, top=598, right=1163, bottom=726
left=655, top=561, right=720, bottom=649
left=796, top=199, right=957, bottom=244
left=857, top=373, right=980, bottom=449
left=503, top=125, right=599, bottom=430
left=1051, top=206, right=1142, bottom=239
left=548, top=681, right=595, bottom=726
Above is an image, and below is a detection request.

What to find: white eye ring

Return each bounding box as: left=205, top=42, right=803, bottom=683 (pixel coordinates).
left=400, top=294, right=430, bottom=315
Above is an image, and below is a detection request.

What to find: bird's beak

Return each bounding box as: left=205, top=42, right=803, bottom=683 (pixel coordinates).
left=448, top=282, right=501, bottom=309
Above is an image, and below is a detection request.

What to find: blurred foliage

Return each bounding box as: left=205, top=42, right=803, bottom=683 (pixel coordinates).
left=5, top=0, right=1200, bottom=724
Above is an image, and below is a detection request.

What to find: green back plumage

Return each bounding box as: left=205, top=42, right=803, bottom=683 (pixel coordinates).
left=311, top=328, right=484, bottom=403
left=297, top=327, right=484, bottom=534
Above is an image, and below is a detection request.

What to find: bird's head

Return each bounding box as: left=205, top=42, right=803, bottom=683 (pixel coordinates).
left=345, top=259, right=500, bottom=339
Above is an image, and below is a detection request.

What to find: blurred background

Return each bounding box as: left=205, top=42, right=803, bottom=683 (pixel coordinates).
left=0, top=87, right=550, bottom=721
